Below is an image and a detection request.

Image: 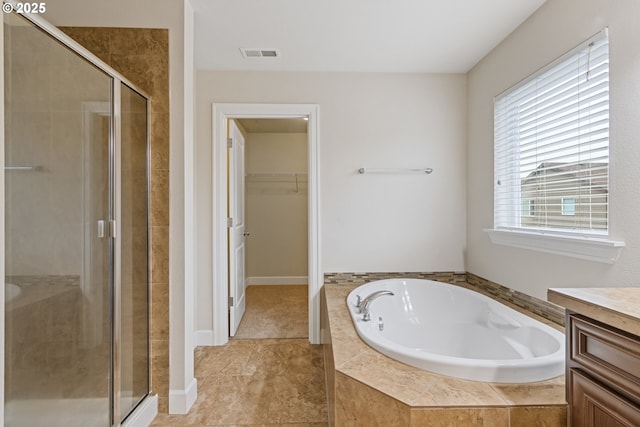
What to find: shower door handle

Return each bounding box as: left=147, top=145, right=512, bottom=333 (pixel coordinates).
left=97, top=220, right=117, bottom=238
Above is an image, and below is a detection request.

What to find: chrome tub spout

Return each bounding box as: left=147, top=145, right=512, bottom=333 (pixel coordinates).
left=359, top=290, right=394, bottom=321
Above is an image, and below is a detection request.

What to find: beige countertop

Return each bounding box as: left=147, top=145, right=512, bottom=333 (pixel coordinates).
left=547, top=287, right=640, bottom=337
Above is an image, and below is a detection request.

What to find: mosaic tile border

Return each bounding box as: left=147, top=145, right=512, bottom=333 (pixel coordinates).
left=323, top=271, right=467, bottom=286
left=465, top=272, right=565, bottom=326
left=323, top=271, right=565, bottom=327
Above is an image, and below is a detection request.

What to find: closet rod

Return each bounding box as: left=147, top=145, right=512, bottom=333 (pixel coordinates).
left=245, top=172, right=307, bottom=178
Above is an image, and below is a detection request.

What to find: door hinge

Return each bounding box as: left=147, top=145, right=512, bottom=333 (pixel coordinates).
left=227, top=138, right=233, bottom=148
left=229, top=296, right=234, bottom=307
left=227, top=217, right=233, bottom=228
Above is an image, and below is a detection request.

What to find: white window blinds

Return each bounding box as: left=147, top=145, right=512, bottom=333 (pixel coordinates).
left=494, top=30, right=609, bottom=236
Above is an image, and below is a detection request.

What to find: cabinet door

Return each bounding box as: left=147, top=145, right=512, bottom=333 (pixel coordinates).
left=571, top=369, right=640, bottom=427
left=568, top=314, right=640, bottom=404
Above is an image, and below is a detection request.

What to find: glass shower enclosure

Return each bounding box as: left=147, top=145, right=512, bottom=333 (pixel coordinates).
left=3, top=10, right=150, bottom=427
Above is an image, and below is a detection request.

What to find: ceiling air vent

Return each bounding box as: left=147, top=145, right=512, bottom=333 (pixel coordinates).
left=240, top=48, right=281, bottom=59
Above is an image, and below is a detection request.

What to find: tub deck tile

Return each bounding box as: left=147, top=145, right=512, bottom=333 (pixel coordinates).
left=410, top=407, right=510, bottom=427
left=323, top=283, right=568, bottom=427
left=489, top=376, right=566, bottom=406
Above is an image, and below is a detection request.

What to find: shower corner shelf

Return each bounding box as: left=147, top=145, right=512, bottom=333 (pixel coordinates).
left=4, top=165, right=44, bottom=171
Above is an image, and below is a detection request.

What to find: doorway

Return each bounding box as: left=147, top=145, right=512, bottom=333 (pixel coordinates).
left=212, top=103, right=321, bottom=345
left=231, top=118, right=309, bottom=339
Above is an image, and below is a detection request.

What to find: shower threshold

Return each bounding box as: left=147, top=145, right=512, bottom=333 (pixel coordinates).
left=4, top=394, right=158, bottom=427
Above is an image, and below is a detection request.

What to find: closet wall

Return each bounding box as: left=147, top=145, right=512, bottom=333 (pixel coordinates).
left=242, top=122, right=308, bottom=284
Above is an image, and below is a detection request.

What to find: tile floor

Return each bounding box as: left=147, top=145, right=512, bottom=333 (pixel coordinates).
left=235, top=285, right=308, bottom=339
left=151, top=285, right=327, bottom=427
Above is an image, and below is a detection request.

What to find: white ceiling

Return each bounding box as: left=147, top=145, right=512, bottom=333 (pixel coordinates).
left=191, top=0, right=545, bottom=73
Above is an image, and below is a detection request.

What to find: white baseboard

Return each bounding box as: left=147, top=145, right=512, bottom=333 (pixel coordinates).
left=247, top=276, right=308, bottom=286
left=122, top=394, right=158, bottom=427
left=194, top=329, right=216, bottom=347
left=168, top=378, right=198, bottom=415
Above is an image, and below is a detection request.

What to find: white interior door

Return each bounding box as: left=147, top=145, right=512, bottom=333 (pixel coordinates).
left=228, top=120, right=247, bottom=336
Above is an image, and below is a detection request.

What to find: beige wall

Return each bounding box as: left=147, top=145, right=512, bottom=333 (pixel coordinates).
left=244, top=131, right=308, bottom=279
left=196, top=71, right=467, bottom=331
left=467, top=0, right=640, bottom=299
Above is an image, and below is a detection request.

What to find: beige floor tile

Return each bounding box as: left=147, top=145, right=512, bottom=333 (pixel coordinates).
left=235, top=285, right=308, bottom=339
left=151, top=339, right=327, bottom=427
left=151, top=285, right=323, bottom=426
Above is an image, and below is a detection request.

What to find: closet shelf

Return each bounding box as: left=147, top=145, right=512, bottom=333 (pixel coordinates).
left=246, top=172, right=307, bottom=178
left=245, top=172, right=308, bottom=192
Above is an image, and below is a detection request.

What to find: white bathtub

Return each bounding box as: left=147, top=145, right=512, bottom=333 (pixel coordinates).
left=346, top=279, right=565, bottom=383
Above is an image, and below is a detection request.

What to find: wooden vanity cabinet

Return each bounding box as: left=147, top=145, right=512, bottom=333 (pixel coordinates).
left=567, top=312, right=640, bottom=427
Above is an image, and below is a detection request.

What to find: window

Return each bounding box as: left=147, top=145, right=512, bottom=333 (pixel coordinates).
left=494, top=30, right=609, bottom=236
left=522, top=199, right=535, bottom=217
left=562, top=197, right=576, bottom=216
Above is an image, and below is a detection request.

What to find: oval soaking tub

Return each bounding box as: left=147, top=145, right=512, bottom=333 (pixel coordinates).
left=346, top=279, right=565, bottom=383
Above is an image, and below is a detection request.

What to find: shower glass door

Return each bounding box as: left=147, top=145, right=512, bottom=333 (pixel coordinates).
left=118, top=82, right=149, bottom=423
left=4, top=12, right=113, bottom=427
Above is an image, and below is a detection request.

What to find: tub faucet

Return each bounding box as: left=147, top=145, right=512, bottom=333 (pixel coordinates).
left=359, top=290, right=394, bottom=321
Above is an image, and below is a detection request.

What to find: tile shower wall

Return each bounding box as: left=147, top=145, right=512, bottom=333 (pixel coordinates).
left=4, top=20, right=114, bottom=406
left=4, top=276, right=101, bottom=399
left=59, top=27, right=170, bottom=412
left=3, top=24, right=107, bottom=277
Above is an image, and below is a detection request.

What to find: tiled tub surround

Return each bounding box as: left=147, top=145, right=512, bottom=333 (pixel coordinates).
left=325, top=272, right=565, bottom=327
left=344, top=279, right=565, bottom=384
left=322, top=283, right=568, bottom=427
left=466, top=273, right=565, bottom=327
left=324, top=271, right=467, bottom=286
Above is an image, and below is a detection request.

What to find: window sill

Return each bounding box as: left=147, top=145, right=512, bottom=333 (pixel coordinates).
left=485, top=228, right=625, bottom=264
